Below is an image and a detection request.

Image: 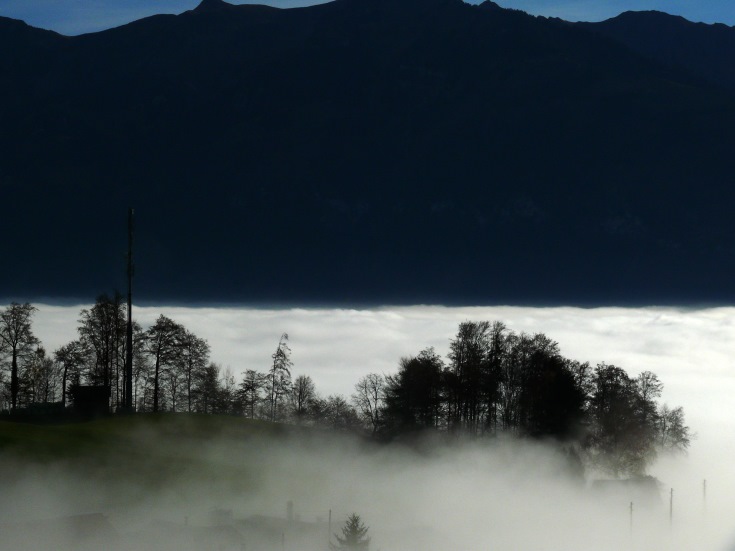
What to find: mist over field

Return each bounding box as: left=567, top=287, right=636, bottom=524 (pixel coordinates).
left=1, top=304, right=731, bottom=550
left=0, top=417, right=732, bottom=551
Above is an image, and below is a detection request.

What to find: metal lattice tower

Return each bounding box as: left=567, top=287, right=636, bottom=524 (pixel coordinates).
left=124, top=207, right=134, bottom=411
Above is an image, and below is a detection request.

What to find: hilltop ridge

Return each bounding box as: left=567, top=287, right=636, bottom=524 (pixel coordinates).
left=579, top=10, right=735, bottom=91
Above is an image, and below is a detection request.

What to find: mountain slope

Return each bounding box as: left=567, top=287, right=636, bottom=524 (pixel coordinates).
left=579, top=11, right=735, bottom=92
left=2, top=0, right=735, bottom=304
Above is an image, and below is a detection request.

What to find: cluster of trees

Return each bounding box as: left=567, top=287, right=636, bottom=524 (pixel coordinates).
left=0, top=298, right=362, bottom=427
left=0, top=300, right=690, bottom=476
left=377, top=321, right=690, bottom=475
left=0, top=297, right=209, bottom=413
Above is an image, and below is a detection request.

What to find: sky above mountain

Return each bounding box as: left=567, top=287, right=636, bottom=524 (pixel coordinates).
left=2, top=0, right=734, bottom=35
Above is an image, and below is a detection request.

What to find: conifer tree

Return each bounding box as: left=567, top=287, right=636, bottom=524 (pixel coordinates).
left=331, top=513, right=370, bottom=551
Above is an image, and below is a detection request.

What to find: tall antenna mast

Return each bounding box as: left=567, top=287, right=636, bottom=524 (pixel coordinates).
left=124, top=207, right=134, bottom=411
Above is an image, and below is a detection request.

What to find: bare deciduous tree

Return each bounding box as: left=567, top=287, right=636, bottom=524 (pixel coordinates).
left=352, top=373, right=384, bottom=433
left=238, top=369, right=267, bottom=419
left=290, top=374, right=316, bottom=423
left=0, top=302, right=39, bottom=411
left=22, top=346, right=61, bottom=405
left=54, top=339, right=88, bottom=407
left=657, top=403, right=691, bottom=453
left=78, top=294, right=125, bottom=397
left=180, top=330, right=210, bottom=412
left=144, top=315, right=185, bottom=412
left=268, top=333, right=292, bottom=421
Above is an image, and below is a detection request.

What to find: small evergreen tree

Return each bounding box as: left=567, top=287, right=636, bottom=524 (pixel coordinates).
left=331, top=513, right=370, bottom=551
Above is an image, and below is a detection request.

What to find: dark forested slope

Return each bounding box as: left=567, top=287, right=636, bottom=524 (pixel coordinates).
left=2, top=0, right=735, bottom=304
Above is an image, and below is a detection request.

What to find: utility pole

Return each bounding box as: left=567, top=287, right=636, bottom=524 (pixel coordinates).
left=669, top=488, right=674, bottom=528
left=629, top=501, right=633, bottom=541
left=328, top=509, right=332, bottom=548
left=703, top=479, right=707, bottom=514
left=124, top=207, right=134, bottom=412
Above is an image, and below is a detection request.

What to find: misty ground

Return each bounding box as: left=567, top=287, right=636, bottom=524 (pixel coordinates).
left=0, top=414, right=730, bottom=551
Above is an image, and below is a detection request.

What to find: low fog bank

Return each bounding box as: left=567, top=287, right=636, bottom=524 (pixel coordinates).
left=0, top=418, right=732, bottom=551
left=15, top=304, right=735, bottom=549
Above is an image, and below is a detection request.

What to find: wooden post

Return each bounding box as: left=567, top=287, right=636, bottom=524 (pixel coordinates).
left=703, top=479, right=707, bottom=514
left=629, top=501, right=633, bottom=540
left=669, top=488, right=674, bottom=528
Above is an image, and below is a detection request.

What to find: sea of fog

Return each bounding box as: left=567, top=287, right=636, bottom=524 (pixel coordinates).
left=9, top=304, right=735, bottom=550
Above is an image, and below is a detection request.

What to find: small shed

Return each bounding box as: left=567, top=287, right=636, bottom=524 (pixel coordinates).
left=590, top=475, right=663, bottom=509
left=69, top=385, right=111, bottom=417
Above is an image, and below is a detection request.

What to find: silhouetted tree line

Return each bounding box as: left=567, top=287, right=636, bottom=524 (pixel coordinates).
left=0, top=300, right=689, bottom=476
left=378, top=321, right=690, bottom=476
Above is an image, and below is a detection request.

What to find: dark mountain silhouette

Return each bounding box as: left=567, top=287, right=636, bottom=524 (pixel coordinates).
left=2, top=0, right=735, bottom=305
left=579, top=11, right=735, bottom=91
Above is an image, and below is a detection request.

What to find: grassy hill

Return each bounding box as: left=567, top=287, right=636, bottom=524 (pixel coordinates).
left=0, top=414, right=335, bottom=509
left=0, top=413, right=293, bottom=459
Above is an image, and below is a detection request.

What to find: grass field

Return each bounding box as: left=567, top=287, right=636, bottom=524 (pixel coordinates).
left=0, top=413, right=322, bottom=509
left=0, top=413, right=298, bottom=458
